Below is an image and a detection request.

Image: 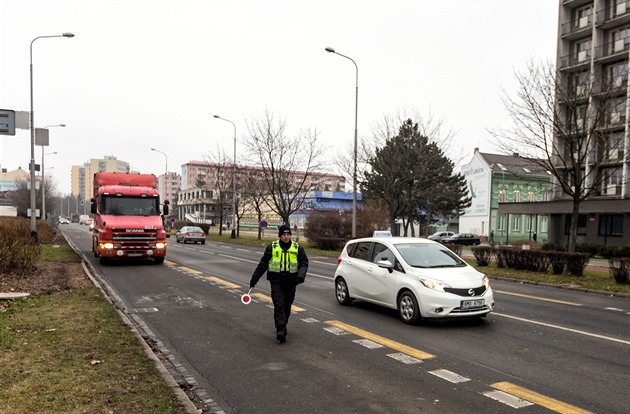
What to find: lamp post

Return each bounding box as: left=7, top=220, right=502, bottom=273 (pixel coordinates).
left=213, top=114, right=237, bottom=239
left=325, top=46, right=358, bottom=238
left=40, top=124, right=65, bottom=221
left=41, top=151, right=58, bottom=220
left=29, top=32, right=74, bottom=240
left=150, top=147, right=168, bottom=204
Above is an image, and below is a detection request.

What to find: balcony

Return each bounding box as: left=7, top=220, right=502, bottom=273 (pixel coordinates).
left=561, top=15, right=592, bottom=40
left=559, top=49, right=592, bottom=69
left=596, top=2, right=630, bottom=29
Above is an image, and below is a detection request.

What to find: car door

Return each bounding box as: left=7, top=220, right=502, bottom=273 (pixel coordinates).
left=359, top=242, right=396, bottom=305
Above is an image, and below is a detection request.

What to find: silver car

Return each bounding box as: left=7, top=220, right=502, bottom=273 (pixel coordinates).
left=334, top=237, right=494, bottom=324
left=175, top=226, right=206, bottom=244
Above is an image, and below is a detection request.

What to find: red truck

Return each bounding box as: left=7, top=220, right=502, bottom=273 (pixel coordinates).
left=90, top=172, right=169, bottom=265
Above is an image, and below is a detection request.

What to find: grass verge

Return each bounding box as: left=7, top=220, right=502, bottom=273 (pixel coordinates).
left=0, top=288, right=185, bottom=414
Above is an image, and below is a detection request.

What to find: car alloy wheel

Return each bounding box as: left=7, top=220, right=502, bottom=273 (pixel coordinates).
left=335, top=278, right=353, bottom=305
left=398, top=291, right=420, bottom=324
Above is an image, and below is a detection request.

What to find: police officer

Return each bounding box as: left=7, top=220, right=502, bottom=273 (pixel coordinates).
left=249, top=224, right=308, bottom=343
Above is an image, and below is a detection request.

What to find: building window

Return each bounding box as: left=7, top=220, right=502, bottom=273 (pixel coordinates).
left=542, top=191, right=549, bottom=202
left=575, top=38, right=591, bottom=62
left=565, top=214, right=587, bottom=235
left=605, top=61, right=628, bottom=90
left=528, top=191, right=535, bottom=202
left=599, top=214, right=623, bottom=236
left=602, top=168, right=623, bottom=195
left=498, top=189, right=506, bottom=202
left=526, top=215, right=533, bottom=232
left=540, top=216, right=548, bottom=233
left=512, top=215, right=520, bottom=231
left=514, top=190, right=521, bottom=202
left=605, top=131, right=624, bottom=160
left=497, top=214, right=506, bottom=231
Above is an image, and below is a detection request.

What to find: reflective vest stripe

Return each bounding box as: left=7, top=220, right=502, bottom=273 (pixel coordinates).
left=268, top=241, right=299, bottom=273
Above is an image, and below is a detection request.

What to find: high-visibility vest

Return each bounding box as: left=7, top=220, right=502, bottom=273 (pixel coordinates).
left=268, top=241, right=299, bottom=273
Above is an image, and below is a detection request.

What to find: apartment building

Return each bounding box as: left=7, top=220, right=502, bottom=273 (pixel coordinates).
left=71, top=155, right=130, bottom=207
left=157, top=171, right=181, bottom=209
left=499, top=0, right=630, bottom=247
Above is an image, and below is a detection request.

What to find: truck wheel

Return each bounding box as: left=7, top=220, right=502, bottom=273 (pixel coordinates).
left=99, top=256, right=109, bottom=265
left=154, top=257, right=165, bottom=264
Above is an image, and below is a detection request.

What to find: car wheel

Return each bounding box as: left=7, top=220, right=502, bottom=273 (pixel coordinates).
left=201, top=240, right=205, bottom=245
left=398, top=291, right=420, bottom=324
left=335, top=277, right=353, bottom=305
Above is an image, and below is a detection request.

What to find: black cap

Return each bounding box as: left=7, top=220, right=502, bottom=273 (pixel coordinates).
left=278, top=224, right=292, bottom=236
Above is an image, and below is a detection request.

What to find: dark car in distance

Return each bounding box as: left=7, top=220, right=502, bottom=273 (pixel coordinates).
left=441, top=233, right=481, bottom=246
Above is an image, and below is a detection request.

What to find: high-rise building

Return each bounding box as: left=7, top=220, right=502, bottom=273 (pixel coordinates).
left=498, top=1, right=630, bottom=247
left=71, top=155, right=130, bottom=208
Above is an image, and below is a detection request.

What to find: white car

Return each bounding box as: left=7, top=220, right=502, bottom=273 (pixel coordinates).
left=334, top=237, right=494, bottom=324
left=427, top=231, right=454, bottom=242
left=58, top=217, right=70, bottom=224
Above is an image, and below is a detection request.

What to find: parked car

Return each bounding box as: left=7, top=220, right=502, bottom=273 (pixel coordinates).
left=58, top=217, right=70, bottom=225
left=441, top=233, right=481, bottom=246
left=176, top=226, right=206, bottom=244
left=427, top=231, right=454, bottom=242
left=334, top=237, right=493, bottom=324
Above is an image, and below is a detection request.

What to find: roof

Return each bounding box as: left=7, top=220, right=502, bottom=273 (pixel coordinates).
left=479, top=152, right=550, bottom=179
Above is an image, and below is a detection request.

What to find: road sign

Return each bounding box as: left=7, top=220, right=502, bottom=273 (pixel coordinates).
left=260, top=220, right=268, bottom=228
left=0, top=109, right=15, bottom=136
left=223, top=205, right=232, bottom=211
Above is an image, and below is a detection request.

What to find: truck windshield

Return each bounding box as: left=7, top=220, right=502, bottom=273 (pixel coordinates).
left=100, top=196, right=160, bottom=216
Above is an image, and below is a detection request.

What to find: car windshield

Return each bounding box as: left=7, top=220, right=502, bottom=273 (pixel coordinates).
left=393, top=243, right=466, bottom=268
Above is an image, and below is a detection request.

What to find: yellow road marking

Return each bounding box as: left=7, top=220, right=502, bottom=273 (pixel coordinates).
left=491, top=382, right=593, bottom=414
left=252, top=293, right=305, bottom=312
left=206, top=276, right=241, bottom=289
left=178, top=266, right=203, bottom=275
left=325, top=320, right=435, bottom=360
left=495, top=290, right=582, bottom=307
left=164, top=259, right=177, bottom=266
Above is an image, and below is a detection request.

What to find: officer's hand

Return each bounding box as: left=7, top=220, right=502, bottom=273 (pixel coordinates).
left=250, top=283, right=256, bottom=289
left=296, top=278, right=304, bottom=285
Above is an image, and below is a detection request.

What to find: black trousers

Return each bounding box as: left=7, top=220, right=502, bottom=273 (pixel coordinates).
left=269, top=279, right=298, bottom=334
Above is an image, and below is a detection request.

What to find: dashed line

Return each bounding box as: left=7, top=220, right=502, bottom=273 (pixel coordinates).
left=429, top=369, right=470, bottom=383
left=324, top=320, right=435, bottom=360
left=205, top=276, right=240, bottom=289
left=483, top=390, right=534, bottom=409
left=178, top=266, right=203, bottom=275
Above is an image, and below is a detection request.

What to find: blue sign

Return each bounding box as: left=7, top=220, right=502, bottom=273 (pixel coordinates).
left=260, top=220, right=268, bottom=228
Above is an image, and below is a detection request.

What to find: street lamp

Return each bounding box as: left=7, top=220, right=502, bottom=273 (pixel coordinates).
left=29, top=32, right=74, bottom=241
left=213, top=114, right=237, bottom=239
left=325, top=46, right=358, bottom=238
left=40, top=124, right=65, bottom=221
left=150, top=147, right=168, bottom=204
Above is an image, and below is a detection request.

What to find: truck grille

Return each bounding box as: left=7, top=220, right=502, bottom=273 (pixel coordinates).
left=112, top=228, right=158, bottom=246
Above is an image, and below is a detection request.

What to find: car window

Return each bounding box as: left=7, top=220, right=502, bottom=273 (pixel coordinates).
left=394, top=243, right=466, bottom=268
left=372, top=243, right=393, bottom=264
left=191, top=227, right=203, bottom=232
left=350, top=242, right=371, bottom=261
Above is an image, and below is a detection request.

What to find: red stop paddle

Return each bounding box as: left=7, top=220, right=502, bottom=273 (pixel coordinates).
left=241, top=288, right=252, bottom=305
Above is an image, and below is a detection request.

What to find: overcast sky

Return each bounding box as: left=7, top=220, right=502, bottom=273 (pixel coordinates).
left=0, top=0, right=558, bottom=195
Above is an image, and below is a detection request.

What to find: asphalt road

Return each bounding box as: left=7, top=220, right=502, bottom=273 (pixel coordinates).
left=62, top=225, right=630, bottom=413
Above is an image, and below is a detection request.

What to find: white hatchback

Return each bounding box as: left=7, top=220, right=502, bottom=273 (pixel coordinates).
left=334, top=237, right=494, bottom=324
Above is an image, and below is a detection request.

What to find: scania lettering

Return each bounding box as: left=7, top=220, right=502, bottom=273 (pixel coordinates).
left=90, top=172, right=169, bottom=265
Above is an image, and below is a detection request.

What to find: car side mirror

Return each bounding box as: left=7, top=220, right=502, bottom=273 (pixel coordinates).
left=377, top=259, right=394, bottom=273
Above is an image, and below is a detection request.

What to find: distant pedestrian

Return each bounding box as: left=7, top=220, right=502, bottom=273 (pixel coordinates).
left=489, top=230, right=494, bottom=244
left=533, top=232, right=537, bottom=242
left=249, top=224, right=308, bottom=344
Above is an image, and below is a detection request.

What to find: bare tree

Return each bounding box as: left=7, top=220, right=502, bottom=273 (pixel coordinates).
left=244, top=108, right=326, bottom=226
left=491, top=59, right=621, bottom=252
left=239, top=169, right=270, bottom=240
left=203, top=147, right=237, bottom=235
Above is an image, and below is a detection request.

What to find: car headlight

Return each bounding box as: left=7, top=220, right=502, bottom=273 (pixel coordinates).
left=482, top=275, right=490, bottom=288
left=418, top=277, right=450, bottom=292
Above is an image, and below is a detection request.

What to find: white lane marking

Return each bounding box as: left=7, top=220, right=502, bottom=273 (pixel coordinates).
left=387, top=353, right=422, bottom=365
left=494, top=312, right=630, bottom=345
left=604, top=307, right=626, bottom=312
left=353, top=339, right=384, bottom=349
left=323, top=326, right=350, bottom=336
left=483, top=390, right=534, bottom=409
left=301, top=317, right=320, bottom=323
left=429, top=369, right=470, bottom=383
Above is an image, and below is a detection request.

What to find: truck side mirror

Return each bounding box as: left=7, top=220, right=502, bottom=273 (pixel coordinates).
left=90, top=198, right=97, bottom=214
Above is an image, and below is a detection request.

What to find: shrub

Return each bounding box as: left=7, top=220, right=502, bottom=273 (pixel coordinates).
left=608, top=258, right=630, bottom=284
left=305, top=211, right=349, bottom=250
left=471, top=246, right=494, bottom=266
left=511, top=239, right=541, bottom=250
left=443, top=243, right=462, bottom=256
left=545, top=251, right=567, bottom=275
left=0, top=217, right=40, bottom=275
left=542, top=242, right=566, bottom=252
left=565, top=252, right=590, bottom=276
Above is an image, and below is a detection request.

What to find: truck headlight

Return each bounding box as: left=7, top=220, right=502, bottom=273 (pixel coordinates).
left=100, top=242, right=114, bottom=250
left=156, top=242, right=166, bottom=249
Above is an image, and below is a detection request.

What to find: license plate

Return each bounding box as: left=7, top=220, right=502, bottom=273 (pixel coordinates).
left=460, top=299, right=484, bottom=309
left=127, top=253, right=142, bottom=257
